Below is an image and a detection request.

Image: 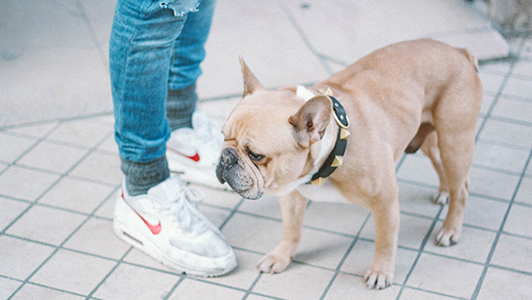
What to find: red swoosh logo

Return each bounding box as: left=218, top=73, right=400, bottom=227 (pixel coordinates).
left=122, top=194, right=161, bottom=235
left=168, top=148, right=200, bottom=162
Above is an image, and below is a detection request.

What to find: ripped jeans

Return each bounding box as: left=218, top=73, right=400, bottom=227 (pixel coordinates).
left=110, top=0, right=216, bottom=164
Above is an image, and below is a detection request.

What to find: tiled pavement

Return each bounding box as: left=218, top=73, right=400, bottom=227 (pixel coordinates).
left=1, top=0, right=532, bottom=299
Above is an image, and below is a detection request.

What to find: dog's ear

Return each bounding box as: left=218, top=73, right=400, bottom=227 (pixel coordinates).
left=240, top=56, right=263, bottom=97
left=289, top=95, right=333, bottom=147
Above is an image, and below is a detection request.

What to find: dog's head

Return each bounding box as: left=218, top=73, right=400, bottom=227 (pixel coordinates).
left=216, top=58, right=333, bottom=199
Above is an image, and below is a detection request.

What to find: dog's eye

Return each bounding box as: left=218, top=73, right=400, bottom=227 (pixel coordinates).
left=247, top=149, right=265, bottom=162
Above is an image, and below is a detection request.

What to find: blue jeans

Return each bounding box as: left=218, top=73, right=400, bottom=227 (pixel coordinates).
left=110, top=0, right=215, bottom=164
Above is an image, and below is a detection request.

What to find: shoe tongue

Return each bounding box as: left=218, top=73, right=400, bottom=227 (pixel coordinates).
left=147, top=176, right=184, bottom=205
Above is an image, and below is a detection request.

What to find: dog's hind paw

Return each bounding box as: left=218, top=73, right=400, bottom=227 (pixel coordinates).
left=364, top=269, right=393, bottom=289
left=257, top=252, right=291, bottom=274
left=436, top=227, right=461, bottom=246
left=432, top=190, right=449, bottom=205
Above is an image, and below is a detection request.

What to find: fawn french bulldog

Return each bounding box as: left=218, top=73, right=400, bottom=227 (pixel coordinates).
left=216, top=39, right=482, bottom=289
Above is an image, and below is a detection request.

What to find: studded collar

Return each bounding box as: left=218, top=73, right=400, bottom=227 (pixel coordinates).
left=309, top=88, right=350, bottom=186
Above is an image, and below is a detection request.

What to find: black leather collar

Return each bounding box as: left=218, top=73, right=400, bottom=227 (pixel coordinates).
left=309, top=88, right=350, bottom=186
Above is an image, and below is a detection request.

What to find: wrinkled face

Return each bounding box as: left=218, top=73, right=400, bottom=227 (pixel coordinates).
left=215, top=89, right=312, bottom=200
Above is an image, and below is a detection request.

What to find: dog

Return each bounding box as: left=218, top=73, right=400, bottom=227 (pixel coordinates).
left=216, top=39, right=482, bottom=289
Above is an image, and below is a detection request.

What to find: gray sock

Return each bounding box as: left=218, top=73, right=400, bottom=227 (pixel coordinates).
left=167, top=83, right=197, bottom=131
left=121, top=155, right=170, bottom=196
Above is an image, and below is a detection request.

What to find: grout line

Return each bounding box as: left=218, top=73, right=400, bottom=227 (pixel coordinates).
left=395, top=205, right=445, bottom=299
left=319, top=213, right=371, bottom=299
left=6, top=128, right=119, bottom=299
left=471, top=147, right=532, bottom=299
left=475, top=38, right=527, bottom=143
left=73, top=0, right=109, bottom=73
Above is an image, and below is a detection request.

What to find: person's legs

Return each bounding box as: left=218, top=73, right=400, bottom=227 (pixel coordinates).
left=110, top=0, right=199, bottom=195
left=166, top=0, right=216, bottom=130
left=110, top=0, right=236, bottom=276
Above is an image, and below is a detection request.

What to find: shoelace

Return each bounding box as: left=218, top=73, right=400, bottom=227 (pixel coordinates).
left=163, top=186, right=205, bottom=230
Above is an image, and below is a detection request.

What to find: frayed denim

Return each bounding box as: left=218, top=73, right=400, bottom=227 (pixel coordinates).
left=110, top=0, right=215, bottom=164
left=110, top=0, right=215, bottom=194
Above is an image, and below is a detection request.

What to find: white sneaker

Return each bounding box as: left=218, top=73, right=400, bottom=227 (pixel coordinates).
left=167, top=111, right=228, bottom=190
left=113, top=175, right=237, bottom=277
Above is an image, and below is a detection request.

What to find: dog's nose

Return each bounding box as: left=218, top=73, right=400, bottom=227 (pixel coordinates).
left=220, top=148, right=238, bottom=167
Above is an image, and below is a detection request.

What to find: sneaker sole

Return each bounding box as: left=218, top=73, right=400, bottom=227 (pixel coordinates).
left=113, top=197, right=237, bottom=277
left=113, top=219, right=237, bottom=277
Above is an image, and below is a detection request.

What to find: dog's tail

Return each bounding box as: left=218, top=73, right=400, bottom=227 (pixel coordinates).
left=458, top=48, right=479, bottom=73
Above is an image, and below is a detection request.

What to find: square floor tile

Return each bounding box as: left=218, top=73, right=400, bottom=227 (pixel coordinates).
left=503, top=203, right=532, bottom=238
left=0, top=132, right=36, bottom=164
left=63, top=217, right=130, bottom=260
left=477, top=267, right=532, bottom=300
left=491, top=97, right=532, bottom=124
left=360, top=214, right=433, bottom=250
left=17, top=141, right=88, bottom=173
left=0, top=235, right=55, bottom=280
left=472, top=141, right=530, bottom=173
left=515, top=177, right=532, bottom=205
left=30, top=249, right=116, bottom=295
left=502, top=76, right=532, bottom=100
left=440, top=195, right=508, bottom=230
left=203, top=249, right=262, bottom=290
left=491, top=234, right=532, bottom=273
left=479, top=61, right=511, bottom=75
left=400, top=287, right=458, bottom=299
left=197, top=204, right=232, bottom=228
left=303, top=201, right=369, bottom=235
left=252, top=263, right=335, bottom=300
left=478, top=119, right=532, bottom=149
left=10, top=283, right=85, bottom=300
left=6, top=205, right=86, bottom=245
left=512, top=60, right=532, bottom=77
left=0, top=166, right=60, bottom=201
left=38, top=176, right=115, bottom=214
left=323, top=272, right=401, bottom=300
left=478, top=72, right=506, bottom=93
left=237, top=194, right=282, bottom=220
left=340, top=239, right=418, bottom=285
left=0, top=197, right=29, bottom=231
left=469, top=167, right=521, bottom=200
left=97, top=134, right=119, bottom=154
left=480, top=94, right=495, bottom=115
left=425, top=221, right=496, bottom=263
left=47, top=120, right=112, bottom=148
left=221, top=213, right=282, bottom=255
left=93, top=263, right=179, bottom=300
left=398, top=181, right=442, bottom=218
left=396, top=153, right=440, bottom=188
left=69, top=151, right=122, bottom=185
left=93, top=195, right=117, bottom=219
left=294, top=228, right=353, bottom=269
left=406, top=253, right=484, bottom=298
left=168, top=278, right=245, bottom=300
left=193, top=184, right=242, bottom=210
left=122, top=249, right=175, bottom=273
left=0, top=277, right=22, bottom=300
left=7, top=123, right=57, bottom=139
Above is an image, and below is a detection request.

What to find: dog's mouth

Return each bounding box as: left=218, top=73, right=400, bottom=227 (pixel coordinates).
left=216, top=149, right=264, bottom=200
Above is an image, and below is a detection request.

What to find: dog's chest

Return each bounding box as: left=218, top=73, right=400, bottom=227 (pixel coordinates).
left=296, top=181, right=348, bottom=203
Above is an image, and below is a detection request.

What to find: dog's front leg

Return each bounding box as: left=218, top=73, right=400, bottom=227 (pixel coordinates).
left=364, top=199, right=400, bottom=289
left=258, top=190, right=307, bottom=273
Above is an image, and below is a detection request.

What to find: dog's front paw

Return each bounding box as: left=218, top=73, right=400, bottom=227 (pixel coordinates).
left=432, top=190, right=449, bottom=205
left=436, top=226, right=461, bottom=246
left=364, top=269, right=393, bottom=289
left=257, top=252, right=292, bottom=274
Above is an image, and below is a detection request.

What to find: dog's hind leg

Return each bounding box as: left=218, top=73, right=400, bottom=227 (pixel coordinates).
left=432, top=89, right=480, bottom=246
left=420, top=131, right=450, bottom=205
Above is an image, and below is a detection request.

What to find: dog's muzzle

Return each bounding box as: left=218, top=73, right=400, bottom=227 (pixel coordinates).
left=216, top=148, right=262, bottom=200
